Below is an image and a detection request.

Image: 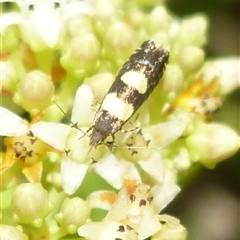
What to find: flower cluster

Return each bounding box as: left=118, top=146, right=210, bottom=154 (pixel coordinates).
left=1, top=0, right=239, bottom=239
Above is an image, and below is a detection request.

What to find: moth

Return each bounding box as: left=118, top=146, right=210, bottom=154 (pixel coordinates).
left=89, top=40, right=169, bottom=148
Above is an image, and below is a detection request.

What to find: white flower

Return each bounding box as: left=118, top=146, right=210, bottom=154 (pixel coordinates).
left=1, top=0, right=95, bottom=50
left=78, top=179, right=181, bottom=240
left=0, top=106, right=70, bottom=182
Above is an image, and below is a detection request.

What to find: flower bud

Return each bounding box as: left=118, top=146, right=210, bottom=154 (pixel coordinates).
left=94, top=0, right=118, bottom=22
left=186, top=123, right=239, bottom=165
left=11, top=183, right=53, bottom=226
left=145, top=6, right=172, bottom=34
left=0, top=61, right=19, bottom=93
left=56, top=197, right=91, bottom=234
left=126, top=7, right=146, bottom=29
left=0, top=225, right=28, bottom=240
left=61, top=34, right=100, bottom=78
left=176, top=14, right=208, bottom=47
left=85, top=73, right=114, bottom=103
left=173, top=148, right=191, bottom=171
left=151, top=32, right=170, bottom=47
left=70, top=84, right=95, bottom=127
left=13, top=70, right=54, bottom=113
left=161, top=64, right=184, bottom=94
left=177, top=46, right=205, bottom=74
left=104, top=22, right=136, bottom=64
left=66, top=14, right=94, bottom=38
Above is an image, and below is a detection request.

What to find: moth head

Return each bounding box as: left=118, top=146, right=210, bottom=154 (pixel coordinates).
left=89, top=128, right=105, bottom=148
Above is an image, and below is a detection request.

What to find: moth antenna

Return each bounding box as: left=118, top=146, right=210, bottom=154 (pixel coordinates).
left=85, top=145, right=94, bottom=159
left=53, top=100, right=89, bottom=137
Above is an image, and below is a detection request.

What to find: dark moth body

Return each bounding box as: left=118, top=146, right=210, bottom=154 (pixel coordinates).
left=90, top=40, right=169, bottom=147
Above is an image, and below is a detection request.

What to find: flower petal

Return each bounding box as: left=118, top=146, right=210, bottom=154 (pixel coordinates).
left=143, top=120, right=186, bottom=148
left=61, top=157, right=89, bottom=194
left=22, top=160, right=43, bottom=183
left=78, top=221, right=138, bottom=240
left=19, top=0, right=61, bottom=48
left=93, top=154, right=141, bottom=189
left=134, top=214, right=161, bottom=240
left=104, top=187, right=131, bottom=223
left=87, top=190, right=117, bottom=210
left=138, top=152, right=165, bottom=183
left=33, top=1, right=61, bottom=47
left=212, top=57, right=239, bottom=95
left=78, top=222, right=102, bottom=240
left=151, top=183, right=181, bottom=213
left=0, top=107, right=28, bottom=136
left=30, top=122, right=70, bottom=151
left=93, top=154, right=123, bottom=189
left=71, top=84, right=95, bottom=127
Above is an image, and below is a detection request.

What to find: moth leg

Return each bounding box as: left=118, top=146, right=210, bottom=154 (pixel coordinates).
left=120, top=113, right=141, bottom=135
left=105, top=134, right=117, bottom=151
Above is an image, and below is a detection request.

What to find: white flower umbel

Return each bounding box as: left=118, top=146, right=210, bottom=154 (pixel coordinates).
left=1, top=0, right=239, bottom=239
